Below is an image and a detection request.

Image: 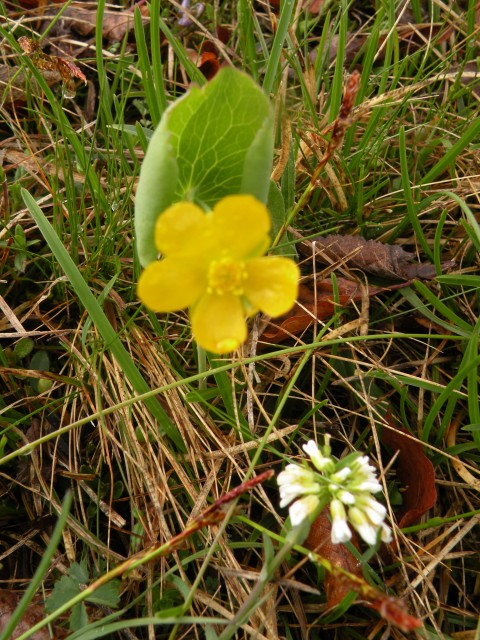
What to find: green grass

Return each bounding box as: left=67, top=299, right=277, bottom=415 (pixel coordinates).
left=0, top=1, right=479, bottom=638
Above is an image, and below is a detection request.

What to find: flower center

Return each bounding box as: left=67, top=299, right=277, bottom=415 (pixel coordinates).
left=208, top=258, right=246, bottom=295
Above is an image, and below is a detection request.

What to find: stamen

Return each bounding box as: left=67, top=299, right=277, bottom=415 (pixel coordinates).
left=208, top=258, right=246, bottom=295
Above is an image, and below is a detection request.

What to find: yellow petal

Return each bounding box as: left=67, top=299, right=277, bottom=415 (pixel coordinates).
left=190, top=293, right=247, bottom=353
left=155, top=202, right=210, bottom=257
left=138, top=258, right=205, bottom=312
left=211, top=195, right=271, bottom=259
left=244, top=257, right=299, bottom=317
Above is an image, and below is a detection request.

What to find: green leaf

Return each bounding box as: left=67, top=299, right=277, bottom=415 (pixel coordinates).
left=46, top=575, right=81, bottom=613
left=14, top=224, right=26, bottom=249
left=30, top=350, right=50, bottom=371
left=13, top=337, right=34, bottom=361
left=68, top=562, right=89, bottom=584
left=205, top=626, right=219, bottom=640
left=134, top=121, right=179, bottom=266
left=240, top=117, right=275, bottom=203
left=155, top=604, right=187, bottom=619
left=135, top=67, right=274, bottom=267
left=14, top=224, right=27, bottom=273
left=461, top=423, right=480, bottom=432
left=70, top=603, right=88, bottom=632
left=86, top=580, right=120, bottom=608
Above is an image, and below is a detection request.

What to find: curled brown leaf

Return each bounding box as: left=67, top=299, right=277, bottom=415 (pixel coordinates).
left=306, top=234, right=454, bottom=280
left=382, top=412, right=437, bottom=528
left=263, top=278, right=384, bottom=343
left=304, top=508, right=362, bottom=608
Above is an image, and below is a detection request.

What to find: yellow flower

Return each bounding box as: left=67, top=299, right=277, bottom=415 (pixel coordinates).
left=137, top=195, right=299, bottom=353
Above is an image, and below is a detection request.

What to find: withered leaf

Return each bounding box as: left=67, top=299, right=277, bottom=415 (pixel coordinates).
left=305, top=508, right=362, bottom=608
left=363, top=591, right=424, bottom=632
left=0, top=589, right=67, bottom=639
left=19, top=36, right=86, bottom=98
left=307, top=234, right=453, bottom=280
left=65, top=5, right=149, bottom=43
left=305, top=512, right=423, bottom=631
left=0, top=65, right=61, bottom=105
left=304, top=0, right=325, bottom=13
left=382, top=411, right=437, bottom=528
left=187, top=45, right=221, bottom=80
left=266, top=0, right=280, bottom=12
left=263, top=278, right=384, bottom=343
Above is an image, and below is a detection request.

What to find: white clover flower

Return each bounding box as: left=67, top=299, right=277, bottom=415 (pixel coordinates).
left=380, top=523, right=393, bottom=543
left=289, top=495, right=321, bottom=526
left=302, top=439, right=335, bottom=472
left=337, top=489, right=355, bottom=505
left=277, top=464, right=319, bottom=508
left=330, top=499, right=352, bottom=544
left=277, top=434, right=392, bottom=546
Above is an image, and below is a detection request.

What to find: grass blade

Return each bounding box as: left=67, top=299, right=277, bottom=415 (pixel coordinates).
left=262, top=0, right=296, bottom=95
left=21, top=189, right=183, bottom=449
left=0, top=492, right=73, bottom=640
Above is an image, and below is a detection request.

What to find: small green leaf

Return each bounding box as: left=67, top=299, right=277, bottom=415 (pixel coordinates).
left=14, top=252, right=27, bottom=274
left=0, top=435, right=8, bottom=457
left=135, top=67, right=274, bottom=266
left=205, top=626, right=219, bottom=640
left=14, top=224, right=28, bottom=273
left=70, top=602, right=88, bottom=631
left=86, top=580, right=121, bottom=608
left=184, top=387, right=222, bottom=402
left=37, top=378, right=53, bottom=393
left=461, top=422, right=480, bottom=432
left=14, top=224, right=26, bottom=249
left=155, top=604, right=187, bottom=619
left=68, top=562, right=89, bottom=584
left=262, top=531, right=275, bottom=568
left=113, top=480, right=124, bottom=499
left=30, top=350, right=50, bottom=371
left=13, top=337, right=34, bottom=361
left=45, top=575, right=80, bottom=613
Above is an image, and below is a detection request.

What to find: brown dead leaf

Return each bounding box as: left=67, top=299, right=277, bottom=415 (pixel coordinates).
left=266, top=0, right=280, bottom=12
left=363, top=591, right=424, bottom=632
left=382, top=412, right=437, bottom=528
left=187, top=43, right=221, bottom=80
left=307, top=234, right=454, bottom=280
left=303, top=0, right=328, bottom=14
left=1, top=147, right=86, bottom=184
left=0, top=589, right=67, bottom=639
left=0, top=64, right=61, bottom=105
left=262, top=278, right=384, bottom=343
left=304, top=508, right=362, bottom=607
left=65, top=4, right=149, bottom=43
left=18, top=36, right=86, bottom=98
left=14, top=0, right=63, bottom=6
left=305, top=513, right=424, bottom=632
